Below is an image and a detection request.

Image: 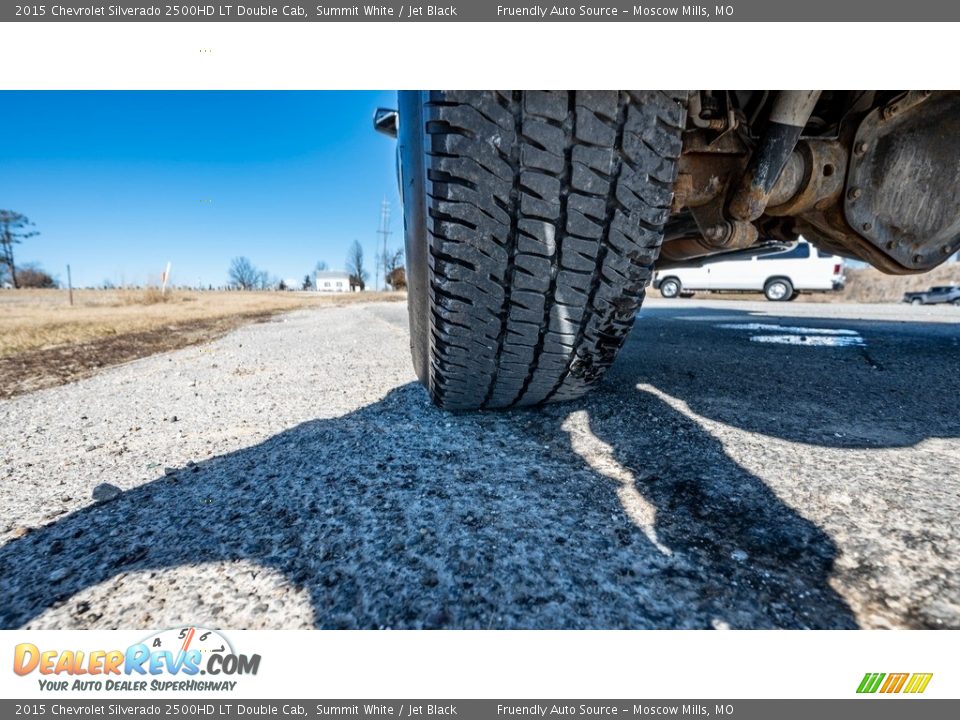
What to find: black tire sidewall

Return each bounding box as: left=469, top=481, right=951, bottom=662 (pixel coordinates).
left=397, top=91, right=431, bottom=387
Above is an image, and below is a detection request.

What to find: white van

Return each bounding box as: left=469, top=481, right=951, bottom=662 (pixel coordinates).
left=653, top=240, right=846, bottom=301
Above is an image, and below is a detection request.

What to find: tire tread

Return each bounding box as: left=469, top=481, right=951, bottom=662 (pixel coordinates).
left=424, top=91, right=687, bottom=410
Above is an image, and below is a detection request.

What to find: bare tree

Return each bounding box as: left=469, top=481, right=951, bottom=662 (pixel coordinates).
left=258, top=272, right=275, bottom=290
left=345, top=240, right=368, bottom=291
left=0, top=210, right=40, bottom=289
left=228, top=256, right=262, bottom=290
left=315, top=260, right=329, bottom=272
left=382, top=248, right=405, bottom=290
left=386, top=266, right=406, bottom=291
left=302, top=274, right=313, bottom=290
left=16, top=263, right=57, bottom=289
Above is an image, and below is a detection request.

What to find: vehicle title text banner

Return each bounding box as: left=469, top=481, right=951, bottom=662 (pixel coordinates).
left=4, top=1, right=958, bottom=22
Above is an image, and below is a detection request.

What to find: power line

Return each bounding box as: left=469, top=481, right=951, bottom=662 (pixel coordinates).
left=376, top=198, right=392, bottom=291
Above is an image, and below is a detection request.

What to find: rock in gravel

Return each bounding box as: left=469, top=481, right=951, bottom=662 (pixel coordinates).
left=91, top=483, right=121, bottom=503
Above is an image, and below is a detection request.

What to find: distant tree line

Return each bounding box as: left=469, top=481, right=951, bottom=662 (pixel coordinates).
left=227, top=256, right=274, bottom=290
left=1, top=208, right=409, bottom=293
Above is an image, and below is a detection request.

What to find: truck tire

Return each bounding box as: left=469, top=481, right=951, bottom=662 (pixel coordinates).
left=398, top=91, right=687, bottom=410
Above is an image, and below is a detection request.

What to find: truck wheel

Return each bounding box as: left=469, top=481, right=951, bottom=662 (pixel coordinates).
left=659, top=277, right=682, bottom=299
left=398, top=91, right=687, bottom=410
left=912, top=298, right=923, bottom=306
left=764, top=278, right=794, bottom=302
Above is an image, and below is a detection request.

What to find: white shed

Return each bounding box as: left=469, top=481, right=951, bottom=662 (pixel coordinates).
left=315, top=270, right=352, bottom=293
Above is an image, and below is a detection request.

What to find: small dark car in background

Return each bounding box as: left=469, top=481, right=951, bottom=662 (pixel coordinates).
left=903, top=286, right=960, bottom=305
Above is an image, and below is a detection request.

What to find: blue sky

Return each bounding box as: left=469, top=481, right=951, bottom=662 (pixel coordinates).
left=0, top=91, right=402, bottom=288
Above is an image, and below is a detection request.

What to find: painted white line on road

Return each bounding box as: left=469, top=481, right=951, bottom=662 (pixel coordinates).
left=749, top=334, right=866, bottom=347
left=674, top=315, right=754, bottom=322
left=715, top=322, right=866, bottom=347
left=716, top=323, right=859, bottom=336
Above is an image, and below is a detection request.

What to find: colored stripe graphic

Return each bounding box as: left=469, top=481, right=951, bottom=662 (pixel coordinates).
left=857, top=673, right=885, bottom=693
left=880, top=673, right=909, bottom=693
left=857, top=672, right=933, bottom=694
left=904, top=673, right=933, bottom=694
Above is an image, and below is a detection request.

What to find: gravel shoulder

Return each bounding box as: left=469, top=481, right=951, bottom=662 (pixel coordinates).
left=0, top=300, right=957, bottom=629
left=0, top=289, right=406, bottom=399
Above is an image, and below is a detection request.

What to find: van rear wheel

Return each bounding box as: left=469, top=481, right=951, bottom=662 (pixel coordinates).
left=764, top=278, right=794, bottom=302
left=659, top=277, right=681, bottom=299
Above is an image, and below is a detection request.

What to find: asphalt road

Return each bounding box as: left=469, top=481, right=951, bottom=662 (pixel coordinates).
left=1, top=298, right=958, bottom=629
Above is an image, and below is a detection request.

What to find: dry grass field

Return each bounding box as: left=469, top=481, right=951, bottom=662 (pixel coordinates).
left=0, top=288, right=405, bottom=398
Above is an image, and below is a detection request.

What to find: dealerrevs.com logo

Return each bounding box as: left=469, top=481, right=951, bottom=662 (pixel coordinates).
left=13, top=627, right=261, bottom=692
left=857, top=673, right=933, bottom=695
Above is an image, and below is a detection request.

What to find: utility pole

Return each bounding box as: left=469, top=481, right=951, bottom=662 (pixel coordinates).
left=376, top=198, right=392, bottom=291
left=66, top=264, right=73, bottom=306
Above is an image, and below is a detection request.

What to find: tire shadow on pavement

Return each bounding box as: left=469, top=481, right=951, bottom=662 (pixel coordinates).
left=0, top=378, right=857, bottom=629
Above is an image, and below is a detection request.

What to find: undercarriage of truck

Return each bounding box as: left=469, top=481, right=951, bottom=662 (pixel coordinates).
left=659, top=90, right=960, bottom=274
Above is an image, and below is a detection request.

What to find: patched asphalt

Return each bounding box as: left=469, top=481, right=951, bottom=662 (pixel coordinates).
left=1, top=299, right=957, bottom=629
